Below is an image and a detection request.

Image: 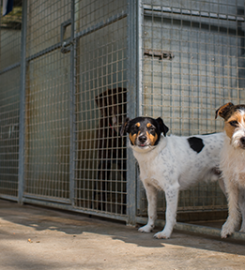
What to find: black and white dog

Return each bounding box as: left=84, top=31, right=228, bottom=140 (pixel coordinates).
left=120, top=116, right=225, bottom=239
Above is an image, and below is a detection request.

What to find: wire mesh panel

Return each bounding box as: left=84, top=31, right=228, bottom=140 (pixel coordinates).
left=138, top=0, right=245, bottom=216
left=25, top=52, right=70, bottom=199
left=0, top=1, right=22, bottom=70
left=74, top=0, right=128, bottom=216
left=26, top=0, right=71, bottom=58
left=74, top=0, right=127, bottom=32
left=24, top=1, right=71, bottom=200
left=0, top=68, right=20, bottom=198
left=0, top=1, right=22, bottom=199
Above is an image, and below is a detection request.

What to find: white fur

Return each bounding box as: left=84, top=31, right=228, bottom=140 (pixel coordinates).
left=130, top=132, right=225, bottom=239
left=220, top=135, right=245, bottom=238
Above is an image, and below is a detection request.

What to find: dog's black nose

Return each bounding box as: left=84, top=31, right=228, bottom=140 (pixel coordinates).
left=241, top=137, right=245, bottom=145
left=139, top=135, right=147, bottom=143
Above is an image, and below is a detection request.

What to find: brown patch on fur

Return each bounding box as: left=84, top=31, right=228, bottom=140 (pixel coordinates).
left=224, top=122, right=235, bottom=139
left=227, top=111, right=243, bottom=123
left=215, top=102, right=234, bottom=120
left=136, top=122, right=140, bottom=128
left=146, top=131, right=158, bottom=146
left=147, top=123, right=152, bottom=128
left=129, top=130, right=141, bottom=145
left=129, top=133, right=137, bottom=145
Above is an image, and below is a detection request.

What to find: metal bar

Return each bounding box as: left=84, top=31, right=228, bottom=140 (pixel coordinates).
left=138, top=0, right=143, bottom=116
left=136, top=0, right=143, bottom=218
left=69, top=0, right=75, bottom=207
left=143, top=5, right=245, bottom=22
left=126, top=0, right=137, bottom=226
left=24, top=194, right=70, bottom=204
left=22, top=197, right=128, bottom=222
left=26, top=42, right=62, bottom=62
left=75, top=11, right=127, bottom=40
left=0, top=62, right=20, bottom=75
left=18, top=0, right=27, bottom=205
left=136, top=217, right=245, bottom=241
left=0, top=194, right=18, bottom=202
left=176, top=206, right=228, bottom=212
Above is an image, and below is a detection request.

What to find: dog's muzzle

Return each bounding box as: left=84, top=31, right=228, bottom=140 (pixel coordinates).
left=231, top=130, right=245, bottom=149
left=138, top=135, right=147, bottom=144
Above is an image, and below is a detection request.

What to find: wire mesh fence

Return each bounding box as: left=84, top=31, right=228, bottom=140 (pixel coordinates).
left=138, top=0, right=245, bottom=217
left=0, top=1, right=21, bottom=70
left=0, top=0, right=22, bottom=199
left=0, top=68, right=20, bottom=198
left=74, top=0, right=128, bottom=216
left=26, top=0, right=71, bottom=58
left=1, top=0, right=245, bottom=226
left=23, top=0, right=71, bottom=201
left=25, top=51, right=71, bottom=200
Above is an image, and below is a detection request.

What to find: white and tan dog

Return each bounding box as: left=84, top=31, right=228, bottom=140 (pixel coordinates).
left=216, top=102, right=245, bottom=238
left=121, top=116, right=225, bottom=239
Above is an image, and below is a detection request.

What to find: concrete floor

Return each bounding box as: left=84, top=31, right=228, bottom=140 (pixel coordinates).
left=0, top=199, right=245, bottom=270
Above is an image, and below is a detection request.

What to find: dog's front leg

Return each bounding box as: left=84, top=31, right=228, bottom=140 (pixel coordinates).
left=238, top=188, right=245, bottom=232
left=138, top=183, right=157, bottom=233
left=154, top=184, right=179, bottom=239
left=221, top=181, right=240, bottom=238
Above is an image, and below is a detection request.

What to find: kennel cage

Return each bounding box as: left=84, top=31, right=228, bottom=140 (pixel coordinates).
left=0, top=0, right=133, bottom=223
left=0, top=0, right=245, bottom=235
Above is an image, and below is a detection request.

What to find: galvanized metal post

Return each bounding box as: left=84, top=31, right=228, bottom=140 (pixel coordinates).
left=137, top=0, right=143, bottom=117
left=18, top=0, right=27, bottom=204
left=136, top=0, right=144, bottom=216
left=69, top=0, right=76, bottom=206
left=126, top=0, right=138, bottom=225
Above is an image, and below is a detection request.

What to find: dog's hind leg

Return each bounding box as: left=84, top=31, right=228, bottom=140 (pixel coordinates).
left=138, top=183, right=158, bottom=233
left=154, top=184, right=179, bottom=239
left=239, top=188, right=245, bottom=232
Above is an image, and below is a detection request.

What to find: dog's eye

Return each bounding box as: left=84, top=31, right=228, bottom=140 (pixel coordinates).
left=132, top=125, right=139, bottom=133
left=149, top=127, right=155, bottom=133
left=229, top=120, right=238, bottom=127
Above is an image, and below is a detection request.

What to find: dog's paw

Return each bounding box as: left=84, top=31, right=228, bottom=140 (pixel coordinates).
left=138, top=224, right=153, bottom=233
left=221, top=221, right=235, bottom=238
left=153, top=231, right=171, bottom=239
left=239, top=226, right=245, bottom=233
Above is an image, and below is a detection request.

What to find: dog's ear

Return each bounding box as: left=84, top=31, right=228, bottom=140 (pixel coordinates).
left=156, top=117, right=169, bottom=136
left=215, top=102, right=234, bottom=120
left=120, top=117, right=131, bottom=136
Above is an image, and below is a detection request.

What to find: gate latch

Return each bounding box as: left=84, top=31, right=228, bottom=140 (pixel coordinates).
left=144, top=49, right=174, bottom=60
left=61, top=19, right=72, bottom=53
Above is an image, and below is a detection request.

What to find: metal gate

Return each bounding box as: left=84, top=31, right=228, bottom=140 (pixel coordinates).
left=136, top=0, right=245, bottom=221
left=1, top=0, right=245, bottom=232
left=0, top=0, right=22, bottom=200
left=0, top=0, right=137, bottom=223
